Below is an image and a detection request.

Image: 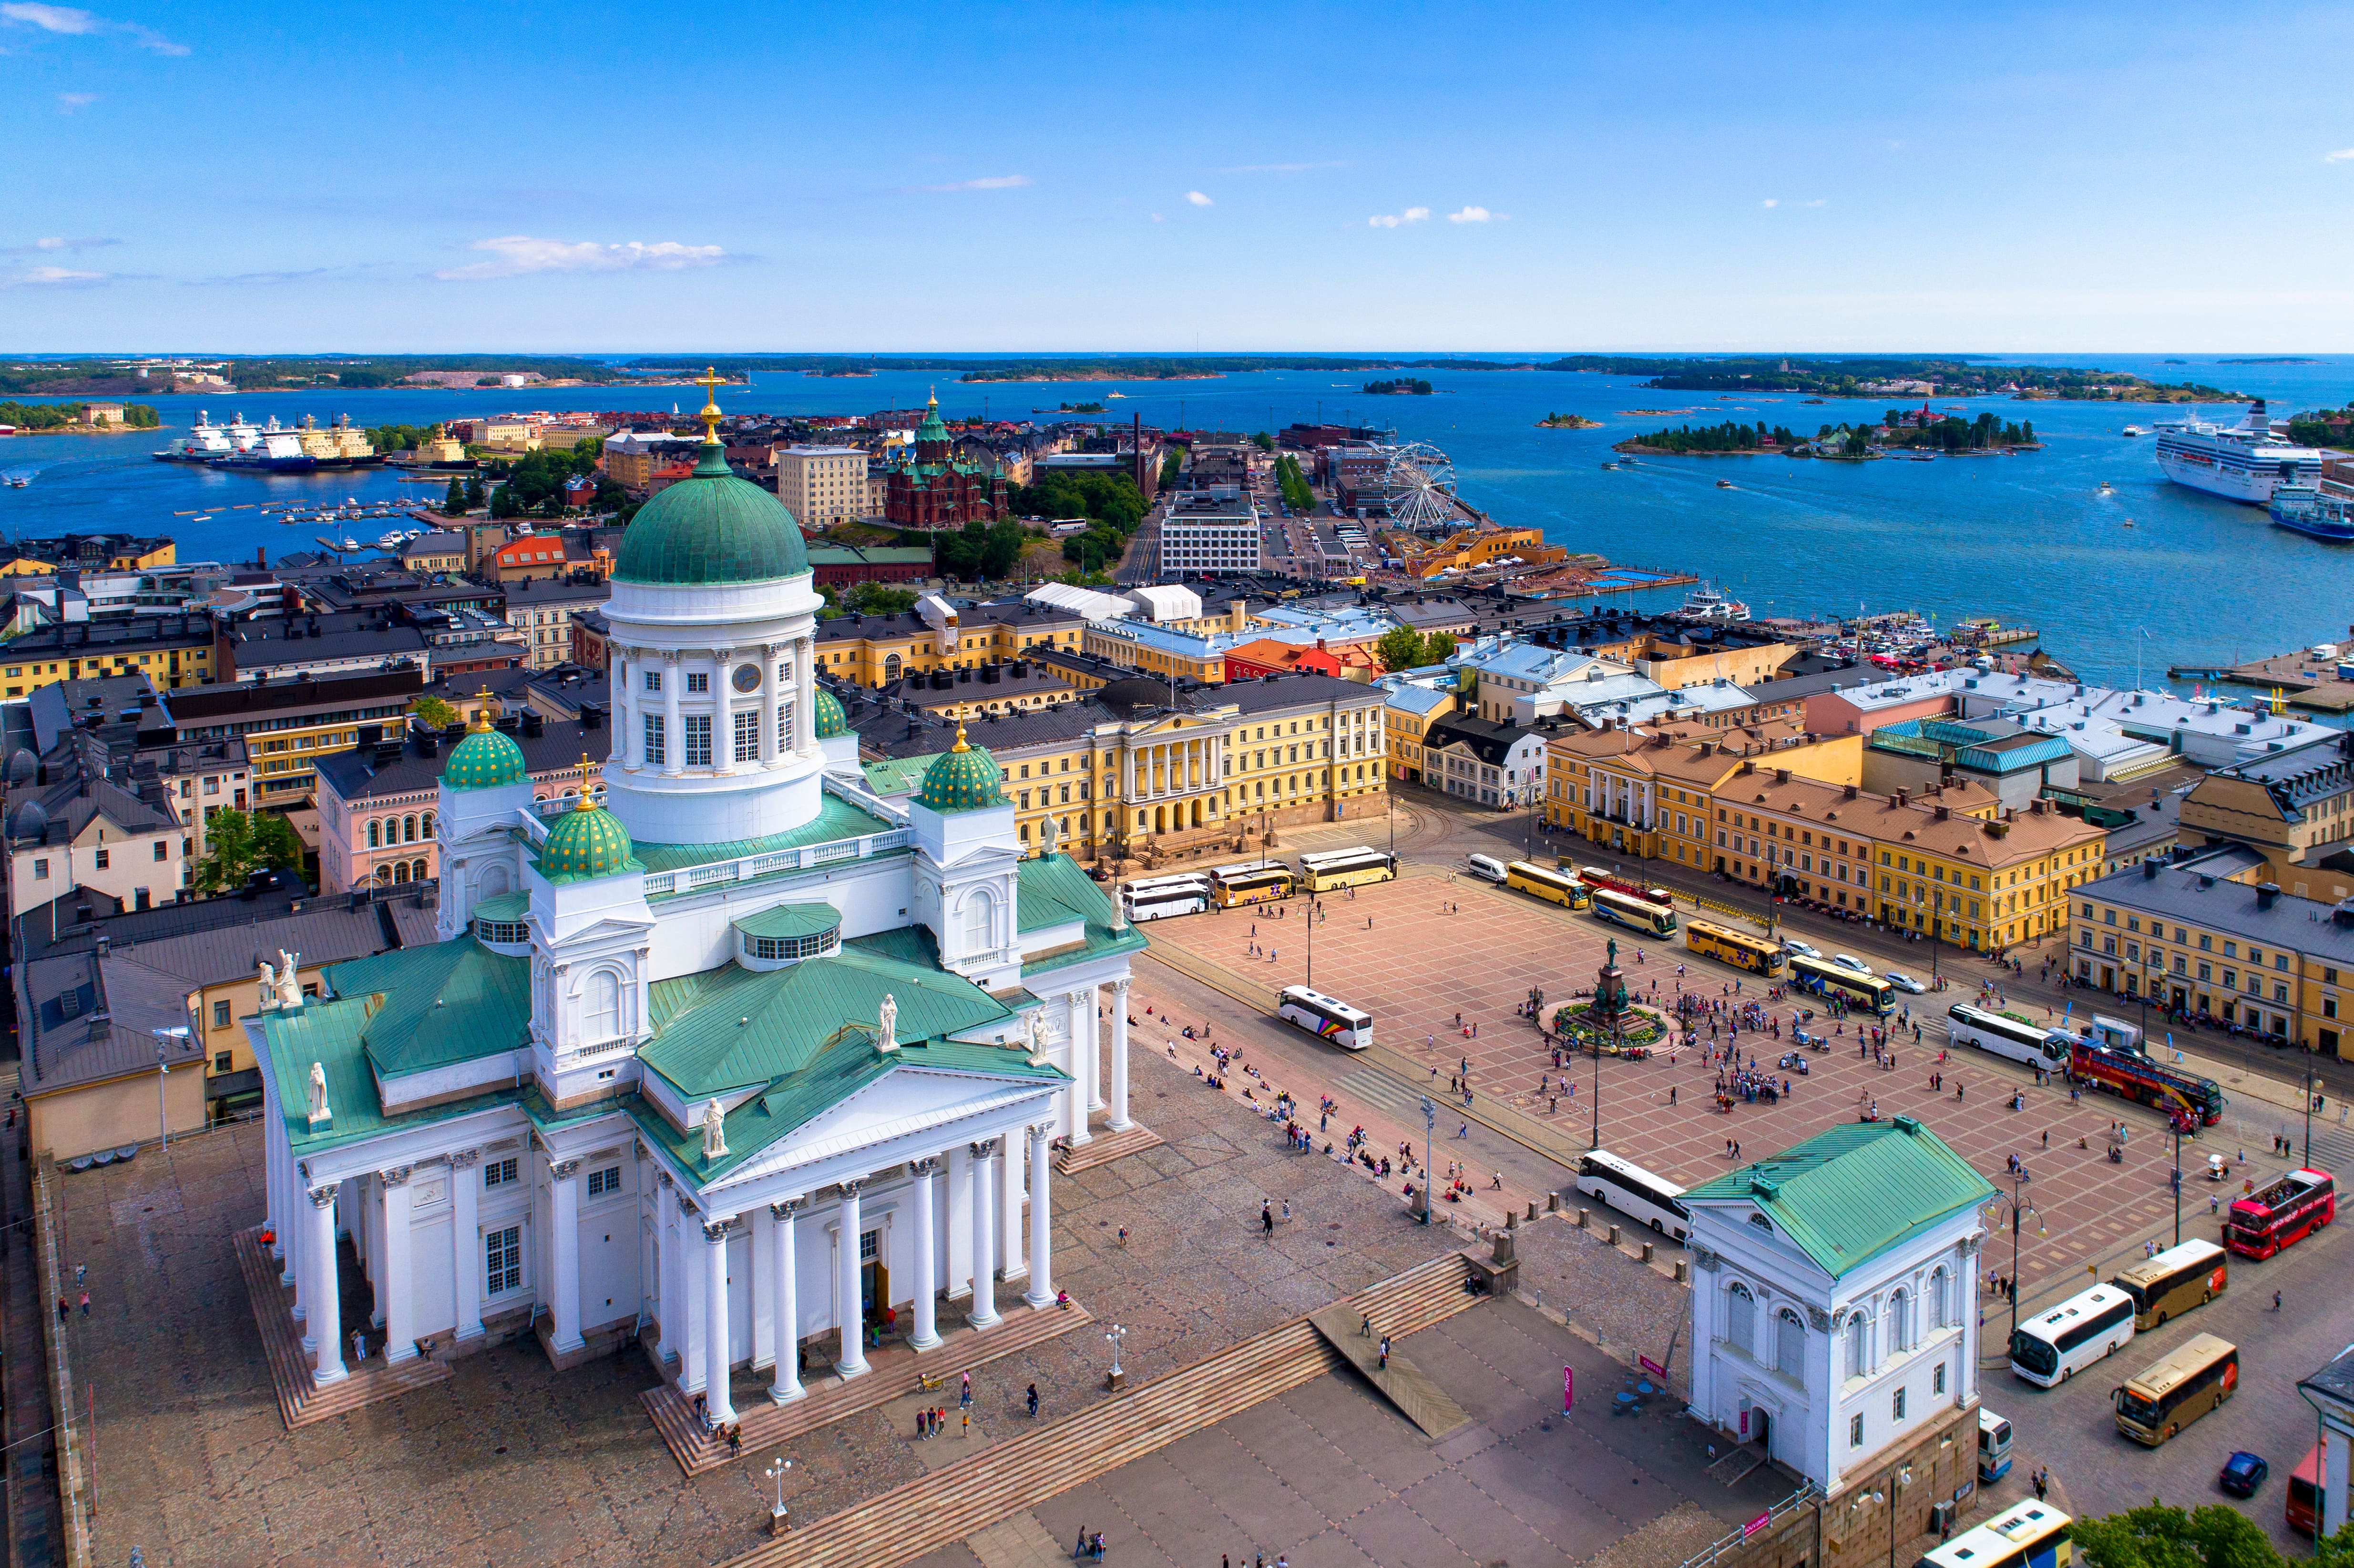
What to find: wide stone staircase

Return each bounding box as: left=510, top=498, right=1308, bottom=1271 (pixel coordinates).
left=231, top=1226, right=451, bottom=1428
left=1056, top=1122, right=1164, bottom=1176
left=719, top=1251, right=1481, bottom=1568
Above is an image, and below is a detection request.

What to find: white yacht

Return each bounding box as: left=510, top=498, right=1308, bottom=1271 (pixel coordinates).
left=2153, top=400, right=2323, bottom=504
left=1672, top=583, right=1751, bottom=623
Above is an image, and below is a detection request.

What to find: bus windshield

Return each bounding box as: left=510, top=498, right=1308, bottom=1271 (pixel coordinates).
left=2007, top=1332, right=2057, bottom=1376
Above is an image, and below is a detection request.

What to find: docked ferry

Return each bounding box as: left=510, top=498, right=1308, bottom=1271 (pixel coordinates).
left=151, top=410, right=236, bottom=463
left=2267, top=483, right=2354, bottom=542
left=2153, top=401, right=2323, bottom=503
left=1672, top=583, right=1751, bottom=622
left=210, top=421, right=317, bottom=473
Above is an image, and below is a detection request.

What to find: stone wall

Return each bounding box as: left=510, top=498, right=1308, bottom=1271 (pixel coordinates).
left=1708, top=1401, right=1983, bottom=1568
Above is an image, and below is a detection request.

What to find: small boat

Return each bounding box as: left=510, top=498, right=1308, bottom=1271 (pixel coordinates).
left=2098, top=481, right=2114, bottom=493
left=1715, top=479, right=1734, bottom=489
left=2123, top=425, right=2146, bottom=437
left=1600, top=462, right=1618, bottom=470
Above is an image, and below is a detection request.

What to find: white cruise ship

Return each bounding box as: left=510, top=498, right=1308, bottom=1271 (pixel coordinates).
left=2153, top=400, right=2323, bottom=504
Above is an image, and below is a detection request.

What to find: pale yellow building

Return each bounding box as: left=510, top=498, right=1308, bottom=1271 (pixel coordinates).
left=774, top=445, right=869, bottom=528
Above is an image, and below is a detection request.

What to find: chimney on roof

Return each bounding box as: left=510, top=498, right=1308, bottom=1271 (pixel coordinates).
left=1894, top=789, right=1908, bottom=808
left=2257, top=882, right=2281, bottom=910
left=1843, top=784, right=1858, bottom=800
left=2142, top=859, right=2159, bottom=880
left=1775, top=767, right=1790, bottom=784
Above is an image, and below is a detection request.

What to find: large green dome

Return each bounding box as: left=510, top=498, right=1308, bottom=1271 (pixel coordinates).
left=443, top=709, right=528, bottom=791
left=812, top=686, right=848, bottom=740
left=918, top=724, right=1005, bottom=812
left=612, top=442, right=809, bottom=587
left=539, top=797, right=642, bottom=883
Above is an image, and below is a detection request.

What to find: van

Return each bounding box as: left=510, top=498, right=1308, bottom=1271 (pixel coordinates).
left=1466, top=854, right=1508, bottom=884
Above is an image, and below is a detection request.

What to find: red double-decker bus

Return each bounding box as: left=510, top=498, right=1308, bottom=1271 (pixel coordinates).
left=2068, top=1041, right=2226, bottom=1128
left=2222, top=1168, right=2334, bottom=1260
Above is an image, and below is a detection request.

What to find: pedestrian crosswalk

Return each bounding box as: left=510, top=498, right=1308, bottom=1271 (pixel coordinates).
left=1338, top=1067, right=1418, bottom=1114
left=2303, top=1125, right=2354, bottom=1171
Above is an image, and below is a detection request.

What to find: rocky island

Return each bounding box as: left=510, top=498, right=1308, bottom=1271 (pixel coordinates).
left=1536, top=412, right=1602, bottom=429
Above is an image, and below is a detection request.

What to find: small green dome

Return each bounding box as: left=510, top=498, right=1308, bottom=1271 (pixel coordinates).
left=539, top=798, right=642, bottom=883
left=444, top=709, right=528, bottom=791
left=918, top=724, right=1005, bottom=812
left=812, top=686, right=848, bottom=740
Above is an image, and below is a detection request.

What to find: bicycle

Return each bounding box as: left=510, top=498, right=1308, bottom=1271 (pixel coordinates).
left=918, top=1371, right=948, bottom=1393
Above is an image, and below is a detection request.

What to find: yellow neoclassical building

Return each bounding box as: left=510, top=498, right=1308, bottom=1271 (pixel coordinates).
left=816, top=600, right=1086, bottom=687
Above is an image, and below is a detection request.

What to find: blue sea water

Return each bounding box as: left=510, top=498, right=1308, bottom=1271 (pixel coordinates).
left=5, top=353, right=2353, bottom=692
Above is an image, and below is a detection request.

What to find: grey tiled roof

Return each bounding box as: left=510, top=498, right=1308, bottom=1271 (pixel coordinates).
left=2080, top=852, right=2354, bottom=963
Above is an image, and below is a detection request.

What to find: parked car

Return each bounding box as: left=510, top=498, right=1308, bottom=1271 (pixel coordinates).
left=1831, top=954, right=1873, bottom=975
left=2219, top=1451, right=2269, bottom=1498
left=1782, top=939, right=1823, bottom=960
left=1885, top=971, right=1927, bottom=995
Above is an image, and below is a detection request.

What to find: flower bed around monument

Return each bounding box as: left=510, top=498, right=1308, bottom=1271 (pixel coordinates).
left=1550, top=1001, right=1668, bottom=1053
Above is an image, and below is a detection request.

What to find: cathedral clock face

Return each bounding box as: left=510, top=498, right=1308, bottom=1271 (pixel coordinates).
left=731, top=664, right=763, bottom=693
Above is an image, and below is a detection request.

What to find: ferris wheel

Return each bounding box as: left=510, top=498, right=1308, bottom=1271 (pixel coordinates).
left=1381, top=441, right=1460, bottom=530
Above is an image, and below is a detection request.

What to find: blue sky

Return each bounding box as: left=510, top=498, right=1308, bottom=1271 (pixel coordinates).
left=6, top=0, right=2354, bottom=353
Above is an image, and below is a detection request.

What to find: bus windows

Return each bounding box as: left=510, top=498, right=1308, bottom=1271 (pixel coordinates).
left=1590, top=886, right=1677, bottom=938
left=1209, top=860, right=1295, bottom=907
left=1298, top=847, right=1397, bottom=893
left=1275, top=985, right=1372, bottom=1050
left=1575, top=1151, right=1689, bottom=1241
left=2108, top=1239, right=2225, bottom=1330
left=2008, top=1284, right=2134, bottom=1387
left=1685, top=918, right=1785, bottom=977
left=1505, top=861, right=1588, bottom=908
left=1120, top=874, right=1212, bottom=923
left=1946, top=1003, right=2071, bottom=1068
left=1788, top=954, right=1896, bottom=1016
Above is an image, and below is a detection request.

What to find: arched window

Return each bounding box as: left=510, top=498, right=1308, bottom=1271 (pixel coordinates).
left=883, top=653, right=902, bottom=682
left=1928, top=1268, right=1948, bottom=1330
left=411, top=858, right=428, bottom=882
left=1725, top=1283, right=1754, bottom=1354
left=403, top=815, right=418, bottom=844
left=374, top=864, right=395, bottom=886
left=1888, top=1290, right=1911, bottom=1354
left=1775, top=1309, right=1805, bottom=1378
left=421, top=812, right=435, bottom=839
left=586, top=970, right=621, bottom=1041
left=963, top=889, right=994, bottom=954
left=367, top=819, right=381, bottom=848
left=392, top=861, right=409, bottom=884
left=1845, top=1312, right=1868, bottom=1378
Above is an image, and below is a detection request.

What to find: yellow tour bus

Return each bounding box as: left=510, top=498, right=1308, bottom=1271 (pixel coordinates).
left=1208, top=859, right=1295, bottom=907
left=2108, top=1238, right=2227, bottom=1331
left=1685, top=918, right=1787, bottom=977
left=2113, top=1333, right=2238, bottom=1446
left=1297, top=846, right=1398, bottom=894
left=1505, top=860, right=1590, bottom=908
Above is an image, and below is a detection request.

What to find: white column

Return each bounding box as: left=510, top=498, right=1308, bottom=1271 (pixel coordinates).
left=1064, top=989, right=1093, bottom=1145
left=1023, top=1125, right=1055, bottom=1308
left=679, top=1196, right=705, bottom=1394
left=661, top=651, right=683, bottom=775
left=623, top=652, right=644, bottom=769
left=309, top=1184, right=347, bottom=1385
left=946, top=1144, right=973, bottom=1299
left=1081, top=985, right=1105, bottom=1114
left=548, top=1158, right=583, bottom=1354
left=609, top=652, right=628, bottom=765
left=703, top=1216, right=736, bottom=1424
left=797, top=634, right=817, bottom=758
left=999, top=1139, right=1023, bottom=1282
left=1109, top=977, right=1133, bottom=1131
left=380, top=1167, right=417, bottom=1364
left=967, top=1141, right=1000, bottom=1328
left=907, top=1161, right=941, bottom=1351
left=450, top=1151, right=483, bottom=1343
left=835, top=1181, right=870, bottom=1379
left=655, top=1174, right=680, bottom=1365
left=271, top=1126, right=293, bottom=1279
left=768, top=1199, right=804, bottom=1403
left=290, top=1159, right=311, bottom=1335
left=713, top=648, right=738, bottom=774
left=759, top=642, right=780, bottom=766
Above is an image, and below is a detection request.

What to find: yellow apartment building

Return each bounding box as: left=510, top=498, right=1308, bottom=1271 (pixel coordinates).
left=819, top=602, right=1085, bottom=688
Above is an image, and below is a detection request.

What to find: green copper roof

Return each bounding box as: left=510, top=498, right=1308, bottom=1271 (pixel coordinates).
left=918, top=726, right=1005, bottom=812
left=612, top=441, right=810, bottom=587
left=639, top=946, right=1015, bottom=1100
left=812, top=685, right=849, bottom=739
left=539, top=802, right=643, bottom=882
left=321, top=936, right=535, bottom=1079
left=473, top=891, right=528, bottom=924
left=444, top=722, right=528, bottom=791
left=1020, top=853, right=1148, bottom=978
left=732, top=902, right=842, bottom=943
left=1679, top=1118, right=1996, bottom=1280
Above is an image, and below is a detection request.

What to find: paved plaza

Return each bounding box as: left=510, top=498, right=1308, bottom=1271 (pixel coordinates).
left=1145, top=871, right=2312, bottom=1300
left=913, top=1293, right=1787, bottom=1568
left=44, top=1045, right=1456, bottom=1568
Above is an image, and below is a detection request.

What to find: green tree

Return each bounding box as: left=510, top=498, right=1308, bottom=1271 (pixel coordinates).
left=463, top=476, right=487, bottom=510
left=410, top=695, right=460, bottom=730
left=1375, top=626, right=1428, bottom=672
left=1423, top=631, right=1457, bottom=662
left=2071, top=1501, right=2304, bottom=1568
left=443, top=477, right=468, bottom=514
left=1159, top=449, right=1184, bottom=487
left=489, top=482, right=522, bottom=520
left=190, top=809, right=306, bottom=896
left=1251, top=431, right=1275, bottom=452
left=841, top=581, right=918, bottom=615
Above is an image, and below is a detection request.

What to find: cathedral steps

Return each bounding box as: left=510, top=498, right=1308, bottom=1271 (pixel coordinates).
left=1054, top=1122, right=1162, bottom=1176
left=716, top=1252, right=1479, bottom=1568
left=644, top=1294, right=1096, bottom=1477
left=231, top=1226, right=451, bottom=1430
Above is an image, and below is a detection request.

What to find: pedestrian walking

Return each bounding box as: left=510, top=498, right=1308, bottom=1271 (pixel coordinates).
left=54, top=1297, right=66, bottom=1324
left=2274, top=1290, right=2283, bottom=1313
left=1261, top=1202, right=1275, bottom=1238
left=78, top=1290, right=89, bottom=1317
left=1456, top=1121, right=1469, bottom=1140
left=1026, top=1383, right=1041, bottom=1417
left=1280, top=1199, right=1291, bottom=1223
left=1076, top=1527, right=1090, bottom=1559
left=962, top=1369, right=972, bottom=1406
left=1378, top=1334, right=1391, bottom=1371
left=74, top=1263, right=86, bottom=1287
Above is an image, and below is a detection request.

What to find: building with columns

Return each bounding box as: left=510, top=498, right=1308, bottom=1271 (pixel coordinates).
left=247, top=389, right=1143, bottom=1418
left=1678, top=1119, right=1996, bottom=1494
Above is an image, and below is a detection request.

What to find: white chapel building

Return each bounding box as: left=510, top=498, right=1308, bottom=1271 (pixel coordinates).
left=1679, top=1117, right=1997, bottom=1493
left=247, top=394, right=1143, bottom=1425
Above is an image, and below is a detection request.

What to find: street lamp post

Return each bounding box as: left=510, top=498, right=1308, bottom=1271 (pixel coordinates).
left=2303, top=1045, right=2315, bottom=1166
left=1992, top=1172, right=2039, bottom=1349
left=1592, top=1022, right=1605, bottom=1152
left=763, top=1457, right=792, bottom=1535
left=2171, top=1123, right=2182, bottom=1248
left=1104, top=1322, right=1127, bottom=1389
left=1419, top=1097, right=1436, bottom=1225
left=149, top=1027, right=189, bottom=1150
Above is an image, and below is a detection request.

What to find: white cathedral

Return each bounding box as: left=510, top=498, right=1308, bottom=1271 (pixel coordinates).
left=248, top=395, right=1142, bottom=1425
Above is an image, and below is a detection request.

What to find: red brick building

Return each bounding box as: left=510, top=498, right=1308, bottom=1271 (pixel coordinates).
left=880, top=396, right=1009, bottom=530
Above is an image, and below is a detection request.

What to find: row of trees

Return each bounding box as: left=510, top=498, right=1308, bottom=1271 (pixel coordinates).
left=1274, top=454, right=1315, bottom=512
left=1373, top=626, right=1458, bottom=672
left=366, top=422, right=439, bottom=452
left=1015, top=470, right=1147, bottom=574
left=0, top=400, right=159, bottom=430
left=937, top=519, right=1030, bottom=580
left=1362, top=378, right=1433, bottom=396
left=2074, top=1501, right=2354, bottom=1566
left=1877, top=411, right=2037, bottom=451
left=1623, top=420, right=1803, bottom=454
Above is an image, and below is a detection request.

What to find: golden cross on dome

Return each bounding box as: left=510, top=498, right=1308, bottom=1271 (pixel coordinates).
left=574, top=752, right=598, bottom=809
left=694, top=366, right=726, bottom=443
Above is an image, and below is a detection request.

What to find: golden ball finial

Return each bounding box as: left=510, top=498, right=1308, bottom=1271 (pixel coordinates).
left=573, top=752, right=598, bottom=809
left=951, top=721, right=971, bottom=753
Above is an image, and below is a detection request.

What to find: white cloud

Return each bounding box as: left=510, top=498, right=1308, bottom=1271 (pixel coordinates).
left=1446, top=205, right=1493, bottom=224
left=2328, top=147, right=2354, bottom=163
left=1760, top=198, right=1780, bottom=208
left=2, top=264, right=106, bottom=286
left=4, top=235, right=116, bottom=254
left=1761, top=197, right=1827, bottom=209
left=909, top=174, right=1034, bottom=192
left=0, top=4, right=184, bottom=53
left=56, top=91, right=93, bottom=111
left=1185, top=190, right=1213, bottom=207
left=435, top=236, right=727, bottom=282
left=1216, top=161, right=1344, bottom=174
left=1368, top=207, right=1430, bottom=229
left=1150, top=213, right=1166, bottom=223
